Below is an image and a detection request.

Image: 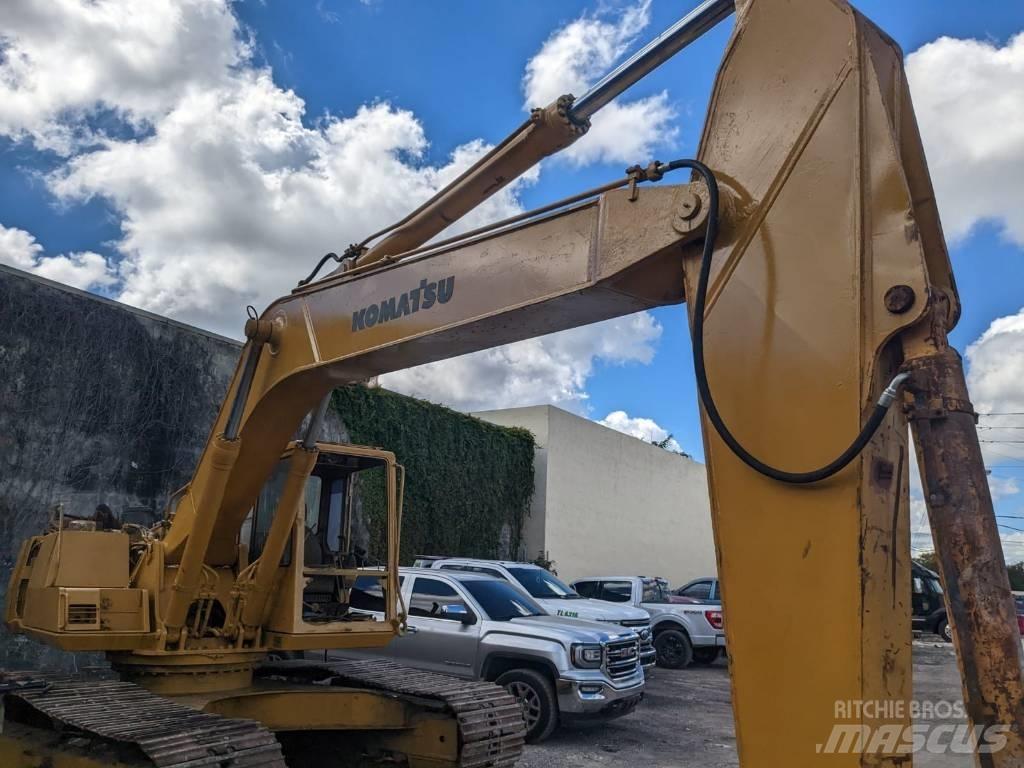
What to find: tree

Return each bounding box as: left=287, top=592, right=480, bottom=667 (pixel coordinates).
left=913, top=551, right=939, bottom=572
left=1008, top=562, right=1024, bottom=592
left=650, top=434, right=691, bottom=458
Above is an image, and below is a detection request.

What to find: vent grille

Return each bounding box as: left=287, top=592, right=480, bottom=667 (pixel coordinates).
left=67, top=604, right=98, bottom=626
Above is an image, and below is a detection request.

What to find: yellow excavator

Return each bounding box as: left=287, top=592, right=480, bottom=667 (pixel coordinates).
left=4, top=0, right=1023, bottom=765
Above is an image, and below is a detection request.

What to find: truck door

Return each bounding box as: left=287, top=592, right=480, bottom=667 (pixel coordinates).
left=402, top=576, right=481, bottom=677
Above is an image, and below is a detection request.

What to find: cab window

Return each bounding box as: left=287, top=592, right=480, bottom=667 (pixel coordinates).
left=350, top=575, right=402, bottom=613
left=573, top=581, right=598, bottom=598
left=599, top=581, right=633, bottom=603
left=681, top=581, right=712, bottom=600
left=409, top=578, right=468, bottom=620
left=642, top=580, right=670, bottom=603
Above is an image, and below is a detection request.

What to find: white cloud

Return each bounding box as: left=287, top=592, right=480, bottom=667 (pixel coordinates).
left=966, top=307, right=1024, bottom=468
left=0, top=223, right=41, bottom=268
left=522, top=0, right=677, bottom=166
left=0, top=223, right=115, bottom=290
left=47, top=78, right=529, bottom=333
left=598, top=409, right=681, bottom=452
left=906, top=33, right=1024, bottom=245
left=0, top=0, right=243, bottom=155
left=381, top=312, right=662, bottom=412
left=0, top=0, right=667, bottom=407
left=0, top=3, right=529, bottom=335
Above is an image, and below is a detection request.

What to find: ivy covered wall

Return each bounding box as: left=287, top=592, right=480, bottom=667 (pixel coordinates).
left=333, top=386, right=535, bottom=564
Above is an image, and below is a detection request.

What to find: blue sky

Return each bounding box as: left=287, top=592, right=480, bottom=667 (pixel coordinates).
left=1, top=0, right=1022, bottom=558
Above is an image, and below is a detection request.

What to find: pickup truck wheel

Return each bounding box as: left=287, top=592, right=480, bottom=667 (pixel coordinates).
left=691, top=646, right=719, bottom=665
left=655, top=629, right=693, bottom=669
left=497, top=669, right=558, bottom=743
left=936, top=618, right=953, bottom=643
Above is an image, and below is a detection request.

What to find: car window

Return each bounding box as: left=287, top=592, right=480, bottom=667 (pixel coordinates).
left=642, top=579, right=671, bottom=604
left=439, top=564, right=467, bottom=571
left=409, top=577, right=468, bottom=620
left=507, top=567, right=580, bottom=599
left=350, top=575, right=402, bottom=613
left=681, top=581, right=712, bottom=600
left=462, top=579, right=545, bottom=621
left=599, top=581, right=633, bottom=603
left=573, top=581, right=598, bottom=598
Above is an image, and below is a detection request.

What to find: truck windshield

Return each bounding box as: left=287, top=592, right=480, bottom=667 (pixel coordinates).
left=507, top=567, right=582, bottom=600
left=463, top=580, right=546, bottom=621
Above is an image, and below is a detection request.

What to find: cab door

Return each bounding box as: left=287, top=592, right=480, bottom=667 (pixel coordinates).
left=401, top=576, right=481, bottom=677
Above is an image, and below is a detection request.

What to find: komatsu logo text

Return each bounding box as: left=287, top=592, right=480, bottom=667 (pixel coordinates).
left=351, top=275, right=455, bottom=332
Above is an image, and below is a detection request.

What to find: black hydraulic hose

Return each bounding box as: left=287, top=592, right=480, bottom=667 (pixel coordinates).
left=676, top=158, right=910, bottom=484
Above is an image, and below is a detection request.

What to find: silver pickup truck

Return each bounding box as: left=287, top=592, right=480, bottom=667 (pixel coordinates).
left=428, top=558, right=656, bottom=669
left=571, top=575, right=726, bottom=669
left=336, top=567, right=645, bottom=742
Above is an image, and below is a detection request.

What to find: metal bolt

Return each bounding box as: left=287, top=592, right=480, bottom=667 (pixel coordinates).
left=677, top=190, right=701, bottom=221
left=884, top=284, right=916, bottom=314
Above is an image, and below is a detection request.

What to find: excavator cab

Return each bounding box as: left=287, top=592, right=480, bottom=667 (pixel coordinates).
left=244, top=441, right=407, bottom=648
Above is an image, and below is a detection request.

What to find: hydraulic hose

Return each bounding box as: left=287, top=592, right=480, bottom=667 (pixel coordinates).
left=676, top=158, right=910, bottom=484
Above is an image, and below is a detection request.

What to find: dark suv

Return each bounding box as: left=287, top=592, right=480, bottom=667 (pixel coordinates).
left=912, top=562, right=950, bottom=642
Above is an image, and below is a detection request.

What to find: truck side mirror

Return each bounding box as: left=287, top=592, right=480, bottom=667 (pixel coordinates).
left=442, top=604, right=477, bottom=625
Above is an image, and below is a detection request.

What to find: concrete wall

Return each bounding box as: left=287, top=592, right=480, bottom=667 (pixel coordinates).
left=475, top=405, right=716, bottom=586
left=0, top=265, right=244, bottom=668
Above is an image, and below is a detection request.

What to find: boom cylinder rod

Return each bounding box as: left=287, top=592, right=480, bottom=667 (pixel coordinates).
left=350, top=0, right=732, bottom=270
left=903, top=306, right=1024, bottom=764
left=570, top=0, right=736, bottom=121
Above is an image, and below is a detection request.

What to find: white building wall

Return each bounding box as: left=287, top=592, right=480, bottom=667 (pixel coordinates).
left=474, top=405, right=715, bottom=587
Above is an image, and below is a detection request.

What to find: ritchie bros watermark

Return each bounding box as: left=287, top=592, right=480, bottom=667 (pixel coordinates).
left=816, top=700, right=1010, bottom=755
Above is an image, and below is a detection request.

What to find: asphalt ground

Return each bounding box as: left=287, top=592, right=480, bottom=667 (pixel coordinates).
left=520, top=640, right=977, bottom=768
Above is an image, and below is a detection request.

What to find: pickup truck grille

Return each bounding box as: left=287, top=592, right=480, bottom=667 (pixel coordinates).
left=617, top=619, right=655, bottom=662
left=605, top=639, right=640, bottom=679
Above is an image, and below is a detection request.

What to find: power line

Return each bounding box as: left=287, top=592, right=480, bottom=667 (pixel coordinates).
left=980, top=440, right=1024, bottom=444
left=979, top=412, right=1024, bottom=417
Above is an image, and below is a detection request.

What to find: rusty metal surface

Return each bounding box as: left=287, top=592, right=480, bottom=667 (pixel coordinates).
left=0, top=671, right=286, bottom=767
left=903, top=312, right=1024, bottom=767
left=258, top=657, right=527, bottom=768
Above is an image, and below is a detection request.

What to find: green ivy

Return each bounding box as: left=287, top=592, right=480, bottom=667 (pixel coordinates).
left=332, top=386, right=535, bottom=565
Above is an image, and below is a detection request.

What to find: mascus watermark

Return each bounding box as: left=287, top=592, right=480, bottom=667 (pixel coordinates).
left=817, top=700, right=1010, bottom=755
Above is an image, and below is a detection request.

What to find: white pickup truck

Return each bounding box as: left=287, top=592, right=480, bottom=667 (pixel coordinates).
left=570, top=575, right=725, bottom=669
left=429, top=558, right=657, bottom=669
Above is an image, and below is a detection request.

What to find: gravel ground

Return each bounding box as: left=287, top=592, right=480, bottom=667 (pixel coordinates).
left=521, top=641, right=971, bottom=768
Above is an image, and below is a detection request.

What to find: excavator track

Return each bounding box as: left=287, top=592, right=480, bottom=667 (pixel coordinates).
left=257, top=657, right=526, bottom=768
left=2, top=660, right=525, bottom=768
left=0, top=671, right=286, bottom=768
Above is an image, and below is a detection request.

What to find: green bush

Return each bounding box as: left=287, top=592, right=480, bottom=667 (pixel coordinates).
left=332, top=386, right=534, bottom=564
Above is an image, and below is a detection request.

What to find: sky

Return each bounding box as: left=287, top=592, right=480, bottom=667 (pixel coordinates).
left=1, top=0, right=1023, bottom=558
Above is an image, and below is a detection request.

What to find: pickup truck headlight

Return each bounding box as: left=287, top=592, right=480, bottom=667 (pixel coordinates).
left=571, top=644, right=603, bottom=668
